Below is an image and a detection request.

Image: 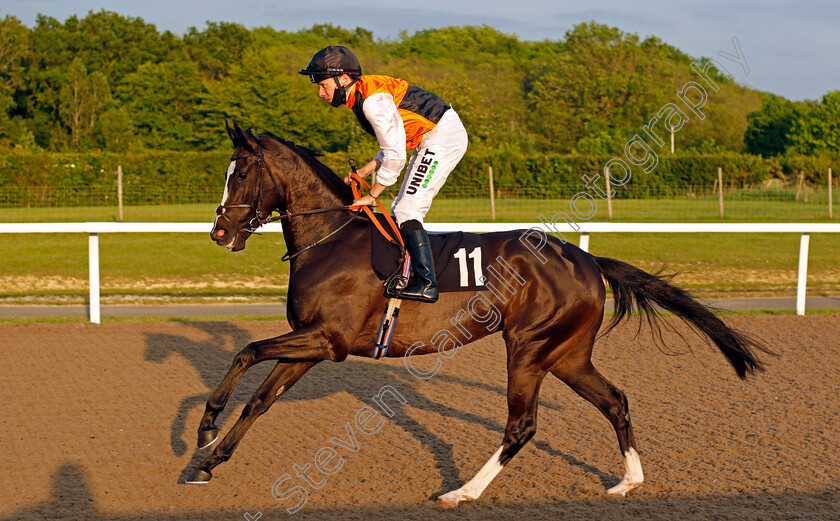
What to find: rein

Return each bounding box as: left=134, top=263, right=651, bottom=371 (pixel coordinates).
left=347, top=171, right=404, bottom=247
left=218, top=148, right=403, bottom=260
left=282, top=172, right=404, bottom=261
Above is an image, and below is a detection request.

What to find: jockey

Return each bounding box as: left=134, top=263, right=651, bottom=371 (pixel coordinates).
left=300, top=45, right=468, bottom=303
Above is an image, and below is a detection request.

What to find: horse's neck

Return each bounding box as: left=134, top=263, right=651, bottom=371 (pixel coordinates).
left=277, top=154, right=356, bottom=254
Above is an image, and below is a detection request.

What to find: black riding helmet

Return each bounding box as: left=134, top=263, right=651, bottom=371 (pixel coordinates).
left=299, top=46, right=362, bottom=108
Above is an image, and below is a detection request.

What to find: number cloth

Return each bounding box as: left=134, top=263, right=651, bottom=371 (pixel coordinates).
left=368, top=214, right=489, bottom=293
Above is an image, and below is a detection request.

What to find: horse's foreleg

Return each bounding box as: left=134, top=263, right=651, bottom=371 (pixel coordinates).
left=552, top=361, right=643, bottom=496
left=187, top=360, right=318, bottom=483
left=437, top=362, right=545, bottom=507
left=197, top=326, right=338, bottom=449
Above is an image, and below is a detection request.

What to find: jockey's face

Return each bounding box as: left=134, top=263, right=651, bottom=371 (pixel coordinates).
left=316, top=74, right=352, bottom=105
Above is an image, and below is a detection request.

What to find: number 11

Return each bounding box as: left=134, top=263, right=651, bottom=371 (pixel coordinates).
left=454, top=247, right=484, bottom=287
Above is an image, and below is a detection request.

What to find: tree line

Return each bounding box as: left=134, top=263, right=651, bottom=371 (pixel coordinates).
left=0, top=10, right=837, bottom=162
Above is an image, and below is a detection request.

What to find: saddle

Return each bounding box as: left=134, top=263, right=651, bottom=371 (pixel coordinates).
left=369, top=213, right=489, bottom=293
left=348, top=172, right=486, bottom=360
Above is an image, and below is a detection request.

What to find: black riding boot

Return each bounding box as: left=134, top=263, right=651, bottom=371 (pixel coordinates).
left=385, top=228, right=439, bottom=303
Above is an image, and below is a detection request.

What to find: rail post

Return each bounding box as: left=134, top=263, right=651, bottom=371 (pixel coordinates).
left=488, top=166, right=496, bottom=220
left=579, top=232, right=590, bottom=253
left=796, top=232, right=810, bottom=316
left=89, top=233, right=101, bottom=323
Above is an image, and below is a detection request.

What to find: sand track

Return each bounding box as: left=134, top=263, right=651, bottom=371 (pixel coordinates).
left=1, top=315, right=838, bottom=520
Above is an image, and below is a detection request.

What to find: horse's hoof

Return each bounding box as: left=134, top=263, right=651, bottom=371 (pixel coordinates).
left=185, top=469, right=213, bottom=484
left=436, top=490, right=471, bottom=508
left=436, top=497, right=459, bottom=508
left=197, top=428, right=219, bottom=449
left=606, top=478, right=643, bottom=497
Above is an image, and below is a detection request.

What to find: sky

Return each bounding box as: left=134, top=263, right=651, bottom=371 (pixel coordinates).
left=2, top=0, right=837, bottom=101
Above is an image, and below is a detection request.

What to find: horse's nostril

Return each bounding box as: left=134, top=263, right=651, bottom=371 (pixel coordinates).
left=216, top=205, right=223, bottom=215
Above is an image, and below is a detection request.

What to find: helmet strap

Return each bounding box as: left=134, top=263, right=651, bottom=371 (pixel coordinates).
left=330, top=76, right=355, bottom=108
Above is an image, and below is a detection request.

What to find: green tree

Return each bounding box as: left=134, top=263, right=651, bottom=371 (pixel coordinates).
left=117, top=60, right=206, bottom=150
left=59, top=59, right=111, bottom=149
left=0, top=11, right=826, bottom=164
left=195, top=47, right=355, bottom=152
left=789, top=91, right=840, bottom=157
left=185, top=21, right=253, bottom=80
left=524, top=23, right=678, bottom=153
left=387, top=26, right=528, bottom=149
left=0, top=14, right=33, bottom=147
left=54, top=10, right=185, bottom=83
left=95, top=107, right=135, bottom=152
left=743, top=94, right=801, bottom=156
left=24, top=10, right=185, bottom=149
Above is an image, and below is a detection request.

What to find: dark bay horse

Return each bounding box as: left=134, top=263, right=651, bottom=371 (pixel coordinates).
left=187, top=121, right=768, bottom=506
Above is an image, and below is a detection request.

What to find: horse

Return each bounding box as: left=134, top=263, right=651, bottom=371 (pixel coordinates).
left=187, top=120, right=768, bottom=507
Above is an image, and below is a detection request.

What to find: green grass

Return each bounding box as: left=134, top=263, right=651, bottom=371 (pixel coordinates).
left=1, top=184, right=838, bottom=223
left=3, top=230, right=838, bottom=301
left=1, top=195, right=838, bottom=302
left=425, top=196, right=839, bottom=223
left=2, top=232, right=291, bottom=299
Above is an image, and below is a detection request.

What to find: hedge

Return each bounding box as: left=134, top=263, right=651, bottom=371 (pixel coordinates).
left=1, top=149, right=837, bottom=205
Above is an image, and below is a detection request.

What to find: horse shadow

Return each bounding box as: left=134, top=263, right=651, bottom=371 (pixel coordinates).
left=144, top=322, right=616, bottom=494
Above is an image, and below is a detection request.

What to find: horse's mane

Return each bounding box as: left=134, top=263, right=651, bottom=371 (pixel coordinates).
left=255, top=132, right=354, bottom=202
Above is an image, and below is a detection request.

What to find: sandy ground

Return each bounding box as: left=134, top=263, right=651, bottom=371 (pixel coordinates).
left=1, top=315, right=838, bottom=520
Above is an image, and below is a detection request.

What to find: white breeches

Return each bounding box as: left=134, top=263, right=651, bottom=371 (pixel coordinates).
left=390, top=108, right=468, bottom=225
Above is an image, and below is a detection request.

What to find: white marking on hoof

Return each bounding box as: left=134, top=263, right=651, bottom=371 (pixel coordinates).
left=436, top=489, right=474, bottom=507
left=184, top=478, right=210, bottom=484
left=607, top=447, right=644, bottom=496
left=436, top=446, right=504, bottom=507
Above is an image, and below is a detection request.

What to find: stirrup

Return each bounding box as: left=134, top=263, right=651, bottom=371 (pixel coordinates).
left=383, top=249, right=412, bottom=299
left=373, top=249, right=411, bottom=359
left=384, top=274, right=409, bottom=293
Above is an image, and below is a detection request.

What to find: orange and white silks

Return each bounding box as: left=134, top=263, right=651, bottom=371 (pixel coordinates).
left=346, top=75, right=450, bottom=150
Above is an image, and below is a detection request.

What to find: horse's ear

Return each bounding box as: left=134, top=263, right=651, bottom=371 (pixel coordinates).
left=225, top=120, right=237, bottom=146
left=232, top=119, right=258, bottom=153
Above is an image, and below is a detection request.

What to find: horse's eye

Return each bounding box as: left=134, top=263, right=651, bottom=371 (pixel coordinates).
left=237, top=170, right=248, bottom=180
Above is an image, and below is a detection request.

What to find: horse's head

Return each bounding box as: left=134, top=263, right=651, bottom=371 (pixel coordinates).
left=211, top=120, right=284, bottom=251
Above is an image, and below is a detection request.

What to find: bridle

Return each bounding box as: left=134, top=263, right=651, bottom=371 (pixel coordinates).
left=214, top=144, right=404, bottom=262
left=216, top=150, right=287, bottom=235
left=215, top=147, right=358, bottom=260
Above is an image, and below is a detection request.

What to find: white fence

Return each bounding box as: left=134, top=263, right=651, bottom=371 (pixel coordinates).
left=2, top=222, right=839, bottom=323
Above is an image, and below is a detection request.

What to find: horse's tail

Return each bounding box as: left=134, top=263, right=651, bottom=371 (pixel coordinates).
left=592, top=256, right=769, bottom=379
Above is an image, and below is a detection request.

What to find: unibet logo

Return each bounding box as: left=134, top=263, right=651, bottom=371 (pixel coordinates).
left=406, top=150, right=436, bottom=195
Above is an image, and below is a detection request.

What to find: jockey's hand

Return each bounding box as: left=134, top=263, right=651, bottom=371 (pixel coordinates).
left=344, top=174, right=354, bottom=185
left=351, top=194, right=376, bottom=208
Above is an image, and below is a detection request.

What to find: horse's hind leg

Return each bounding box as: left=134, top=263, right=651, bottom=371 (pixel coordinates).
left=437, top=358, right=546, bottom=507
left=187, top=360, right=318, bottom=483
left=551, top=359, right=643, bottom=496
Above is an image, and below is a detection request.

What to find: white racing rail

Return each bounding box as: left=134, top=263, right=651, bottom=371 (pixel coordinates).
left=2, top=222, right=839, bottom=322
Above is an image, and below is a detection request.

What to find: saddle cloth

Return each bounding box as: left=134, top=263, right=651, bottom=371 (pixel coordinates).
left=369, top=214, right=489, bottom=293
